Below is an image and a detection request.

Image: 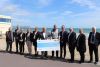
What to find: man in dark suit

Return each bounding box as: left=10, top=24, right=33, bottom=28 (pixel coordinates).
left=19, top=29, right=25, bottom=54
left=88, top=27, right=100, bottom=64
left=14, top=26, right=20, bottom=53
left=68, top=28, right=76, bottom=62
left=30, top=27, right=40, bottom=56
left=6, top=27, right=14, bottom=52
left=76, top=28, right=86, bottom=63
left=39, top=27, right=48, bottom=58
left=59, top=25, right=68, bottom=58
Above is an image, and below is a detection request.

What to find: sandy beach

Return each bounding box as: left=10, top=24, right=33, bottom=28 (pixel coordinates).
left=0, top=35, right=100, bottom=67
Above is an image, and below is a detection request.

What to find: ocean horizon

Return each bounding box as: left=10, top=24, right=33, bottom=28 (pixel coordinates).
left=12, top=26, right=100, bottom=38
left=12, top=26, right=100, bottom=33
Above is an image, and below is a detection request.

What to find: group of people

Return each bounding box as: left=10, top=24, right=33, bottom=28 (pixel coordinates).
left=5, top=25, right=100, bottom=64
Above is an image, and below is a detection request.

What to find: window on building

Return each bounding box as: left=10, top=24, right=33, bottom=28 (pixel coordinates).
left=0, top=18, right=11, bottom=22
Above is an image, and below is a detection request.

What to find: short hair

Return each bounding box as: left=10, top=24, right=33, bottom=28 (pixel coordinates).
left=92, top=26, right=96, bottom=30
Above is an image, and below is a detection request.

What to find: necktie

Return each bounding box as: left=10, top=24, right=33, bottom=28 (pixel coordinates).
left=68, top=32, right=71, bottom=42
left=77, top=35, right=80, bottom=46
left=62, top=32, right=63, bottom=38
left=91, top=33, right=95, bottom=44
left=34, top=32, right=37, bottom=39
left=92, top=34, right=94, bottom=42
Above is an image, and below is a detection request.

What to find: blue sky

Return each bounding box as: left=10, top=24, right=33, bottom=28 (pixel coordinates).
left=0, top=0, right=100, bottom=28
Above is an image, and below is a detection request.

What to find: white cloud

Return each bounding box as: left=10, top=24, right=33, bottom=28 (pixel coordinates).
left=0, top=0, right=56, bottom=19
left=1, top=0, right=99, bottom=28
left=0, top=0, right=58, bottom=26
left=0, top=0, right=34, bottom=27
left=71, top=9, right=100, bottom=17
left=72, top=0, right=97, bottom=9
left=0, top=0, right=31, bottom=16
left=67, top=9, right=100, bottom=28
left=36, top=0, right=53, bottom=8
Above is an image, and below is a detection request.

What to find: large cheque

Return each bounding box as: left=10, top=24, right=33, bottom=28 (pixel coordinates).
left=37, top=39, right=60, bottom=51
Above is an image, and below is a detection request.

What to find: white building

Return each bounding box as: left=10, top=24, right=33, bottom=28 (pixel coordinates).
left=0, top=15, right=12, bottom=35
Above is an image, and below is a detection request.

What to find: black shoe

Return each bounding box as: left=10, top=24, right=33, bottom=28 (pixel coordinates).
left=94, top=61, right=98, bottom=64
left=88, top=60, right=93, bottom=63
left=9, top=51, right=12, bottom=53
left=60, top=56, right=62, bottom=59
left=79, top=60, right=84, bottom=63
left=41, top=56, right=44, bottom=59
left=15, top=51, right=18, bottom=53
left=56, top=56, right=59, bottom=58
left=28, top=53, right=31, bottom=56
left=70, top=61, right=74, bottom=63
left=50, top=56, right=54, bottom=58
left=6, top=50, right=8, bottom=52
left=34, top=54, right=38, bottom=56
left=8, top=51, right=11, bottom=53
left=69, top=60, right=74, bottom=63
left=20, top=52, right=23, bottom=55
left=44, top=55, right=48, bottom=58
left=44, top=55, right=47, bottom=57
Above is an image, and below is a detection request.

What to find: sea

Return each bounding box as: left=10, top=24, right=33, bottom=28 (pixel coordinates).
left=12, top=26, right=100, bottom=38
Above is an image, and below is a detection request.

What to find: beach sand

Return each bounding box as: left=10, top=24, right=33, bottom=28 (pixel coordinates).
left=0, top=35, right=100, bottom=67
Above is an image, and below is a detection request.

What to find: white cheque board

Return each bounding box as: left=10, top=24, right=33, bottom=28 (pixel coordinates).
left=37, top=39, right=60, bottom=51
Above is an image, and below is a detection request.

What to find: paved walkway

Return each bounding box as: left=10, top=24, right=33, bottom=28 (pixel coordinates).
left=0, top=37, right=100, bottom=67
left=0, top=51, right=100, bottom=67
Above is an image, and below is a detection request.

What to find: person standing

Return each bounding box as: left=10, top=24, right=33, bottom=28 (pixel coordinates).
left=68, top=28, right=76, bottom=62
left=51, top=25, right=59, bottom=58
left=88, top=27, right=100, bottom=64
left=26, top=28, right=32, bottom=55
left=40, top=27, right=48, bottom=58
left=76, top=28, right=86, bottom=63
left=14, top=26, right=20, bottom=53
left=6, top=27, right=14, bottom=52
left=19, top=29, right=25, bottom=54
left=30, top=27, right=40, bottom=56
left=59, top=25, right=68, bottom=58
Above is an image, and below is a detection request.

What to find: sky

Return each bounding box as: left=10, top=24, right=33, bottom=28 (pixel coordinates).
left=0, top=0, right=100, bottom=28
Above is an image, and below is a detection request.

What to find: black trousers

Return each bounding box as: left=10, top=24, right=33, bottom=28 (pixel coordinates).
left=6, top=41, right=12, bottom=52
left=60, top=42, right=66, bottom=58
left=41, top=51, right=48, bottom=57
left=52, top=51, right=58, bottom=57
left=79, top=51, right=85, bottom=62
left=89, top=44, right=99, bottom=62
left=45, top=51, right=48, bottom=57
left=33, top=42, right=38, bottom=55
left=69, top=45, right=75, bottom=61
left=19, top=41, right=25, bottom=53
left=15, top=40, right=20, bottom=52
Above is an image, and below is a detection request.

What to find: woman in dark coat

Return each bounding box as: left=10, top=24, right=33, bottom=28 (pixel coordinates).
left=76, top=28, right=86, bottom=63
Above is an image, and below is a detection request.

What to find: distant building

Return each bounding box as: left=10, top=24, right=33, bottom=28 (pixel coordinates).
left=0, top=15, right=12, bottom=34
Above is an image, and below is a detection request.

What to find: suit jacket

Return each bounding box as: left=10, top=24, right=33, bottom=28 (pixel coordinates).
left=19, top=33, right=25, bottom=42
left=14, top=29, right=20, bottom=41
left=68, top=32, right=76, bottom=46
left=39, top=32, right=48, bottom=40
left=30, top=31, right=40, bottom=42
left=96, top=32, right=100, bottom=44
left=88, top=32, right=100, bottom=46
left=6, top=31, right=14, bottom=42
left=76, top=34, right=86, bottom=52
left=26, top=32, right=31, bottom=41
left=59, top=31, right=68, bottom=43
